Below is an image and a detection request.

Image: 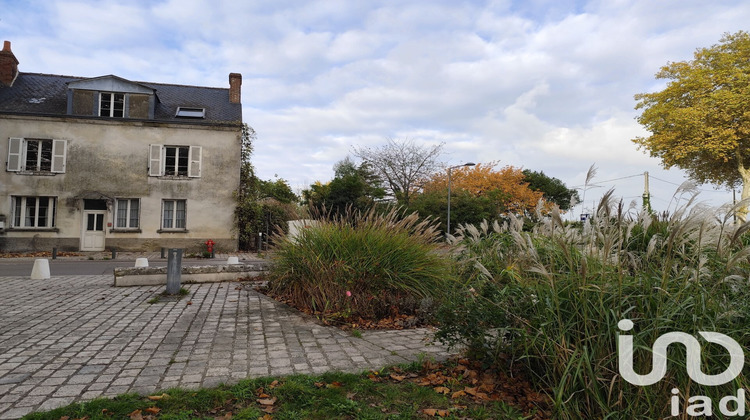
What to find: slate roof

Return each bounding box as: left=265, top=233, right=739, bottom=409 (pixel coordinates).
left=0, top=72, right=242, bottom=125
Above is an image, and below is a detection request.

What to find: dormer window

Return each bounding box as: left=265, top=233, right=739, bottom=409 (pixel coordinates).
left=175, top=107, right=205, bottom=118
left=100, top=92, right=125, bottom=117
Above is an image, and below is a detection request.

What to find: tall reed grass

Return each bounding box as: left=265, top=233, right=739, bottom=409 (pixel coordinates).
left=437, top=190, right=750, bottom=419
left=267, top=207, right=453, bottom=322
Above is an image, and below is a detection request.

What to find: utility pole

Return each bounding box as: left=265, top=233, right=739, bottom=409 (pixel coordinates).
left=642, top=171, right=652, bottom=213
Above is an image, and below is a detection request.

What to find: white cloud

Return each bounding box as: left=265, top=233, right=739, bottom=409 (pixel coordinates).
left=2, top=0, right=749, bottom=211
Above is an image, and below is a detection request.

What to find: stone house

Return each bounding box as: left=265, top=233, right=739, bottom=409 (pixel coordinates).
left=0, top=41, right=243, bottom=252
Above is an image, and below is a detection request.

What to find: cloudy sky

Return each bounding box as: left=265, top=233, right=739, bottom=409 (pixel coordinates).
left=3, top=0, right=749, bottom=215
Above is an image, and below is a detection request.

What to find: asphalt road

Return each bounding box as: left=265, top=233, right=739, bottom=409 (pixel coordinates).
left=0, top=258, right=234, bottom=276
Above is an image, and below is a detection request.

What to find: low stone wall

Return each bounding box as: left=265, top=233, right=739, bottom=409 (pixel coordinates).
left=113, top=262, right=270, bottom=287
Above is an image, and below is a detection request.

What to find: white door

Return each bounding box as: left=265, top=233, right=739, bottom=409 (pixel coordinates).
left=81, top=211, right=106, bottom=251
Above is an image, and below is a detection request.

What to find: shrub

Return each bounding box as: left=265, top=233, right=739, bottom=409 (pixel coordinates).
left=266, top=207, right=454, bottom=323
left=436, top=190, right=750, bottom=419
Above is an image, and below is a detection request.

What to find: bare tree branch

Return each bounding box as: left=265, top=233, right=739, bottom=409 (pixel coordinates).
left=352, top=138, right=445, bottom=206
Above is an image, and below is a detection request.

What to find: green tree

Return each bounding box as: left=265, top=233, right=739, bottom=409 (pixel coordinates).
left=302, top=158, right=386, bottom=216
left=522, top=169, right=580, bottom=210
left=235, top=124, right=298, bottom=249
left=409, top=189, right=506, bottom=234
left=633, top=31, right=750, bottom=218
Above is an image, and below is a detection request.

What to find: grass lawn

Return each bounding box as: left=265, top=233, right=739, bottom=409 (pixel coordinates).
left=22, top=359, right=548, bottom=420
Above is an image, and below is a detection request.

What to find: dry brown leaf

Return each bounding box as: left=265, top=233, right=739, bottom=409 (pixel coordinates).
left=346, top=392, right=357, bottom=400
left=147, top=393, right=170, bottom=400
left=451, top=390, right=467, bottom=399
left=261, top=406, right=275, bottom=414
left=328, top=381, right=343, bottom=388
left=257, top=397, right=278, bottom=406
left=144, top=407, right=161, bottom=414
left=421, top=408, right=450, bottom=417
left=186, top=301, right=193, bottom=305
left=60, top=416, right=70, bottom=420
left=269, top=380, right=279, bottom=388
left=314, top=382, right=325, bottom=388
left=389, top=373, right=406, bottom=382
left=433, top=386, right=450, bottom=395
left=464, top=387, right=478, bottom=396
left=259, top=415, right=273, bottom=420
left=128, top=409, right=143, bottom=420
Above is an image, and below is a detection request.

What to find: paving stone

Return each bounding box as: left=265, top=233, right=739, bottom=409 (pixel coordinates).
left=0, top=273, right=454, bottom=419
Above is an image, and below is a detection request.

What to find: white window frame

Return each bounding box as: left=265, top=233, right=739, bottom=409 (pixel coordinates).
left=99, top=92, right=125, bottom=117
left=161, top=199, right=187, bottom=230
left=115, top=198, right=140, bottom=229
left=11, top=196, right=56, bottom=229
left=148, top=144, right=201, bottom=178
left=7, top=138, right=67, bottom=173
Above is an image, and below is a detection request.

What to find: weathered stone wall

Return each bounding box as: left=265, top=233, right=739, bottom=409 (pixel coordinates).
left=0, top=115, right=241, bottom=252
left=113, top=262, right=270, bottom=286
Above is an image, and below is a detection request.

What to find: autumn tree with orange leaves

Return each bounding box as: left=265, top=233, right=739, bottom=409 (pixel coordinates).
left=408, top=162, right=548, bottom=234
left=422, top=162, right=545, bottom=213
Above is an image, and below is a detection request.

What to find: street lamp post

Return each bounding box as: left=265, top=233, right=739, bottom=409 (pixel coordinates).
left=447, top=162, right=475, bottom=238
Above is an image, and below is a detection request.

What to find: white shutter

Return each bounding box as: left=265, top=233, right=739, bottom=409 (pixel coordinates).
left=188, top=146, right=202, bottom=178
left=51, top=139, right=67, bottom=173
left=7, top=137, right=22, bottom=171
left=149, top=144, right=163, bottom=176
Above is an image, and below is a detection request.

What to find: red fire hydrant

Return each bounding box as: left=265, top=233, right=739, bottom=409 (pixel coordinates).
left=205, top=239, right=215, bottom=256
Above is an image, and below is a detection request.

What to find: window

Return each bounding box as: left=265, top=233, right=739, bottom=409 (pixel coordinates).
left=115, top=199, right=140, bottom=229
left=162, top=200, right=186, bottom=230
left=6, top=138, right=67, bottom=173
left=148, top=145, right=202, bottom=177
left=11, top=196, right=56, bottom=228
left=99, top=92, right=125, bottom=117
left=24, top=139, right=52, bottom=171
left=164, top=146, right=189, bottom=176
left=175, top=107, right=205, bottom=118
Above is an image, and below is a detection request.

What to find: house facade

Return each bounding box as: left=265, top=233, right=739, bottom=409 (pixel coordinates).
left=0, top=41, right=243, bottom=252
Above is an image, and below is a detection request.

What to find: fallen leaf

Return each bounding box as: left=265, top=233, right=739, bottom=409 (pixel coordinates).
left=389, top=373, right=406, bottom=382
left=259, top=415, right=273, bottom=420
left=434, top=386, right=451, bottom=395
left=144, top=407, right=161, bottom=414
left=147, top=393, right=170, bottom=400
left=464, top=387, right=478, bottom=396
left=261, top=406, right=275, bottom=414
left=346, top=392, right=357, bottom=400
left=421, top=408, right=449, bottom=417
left=257, top=397, right=278, bottom=406
left=186, top=301, right=193, bottom=305
left=269, top=380, right=279, bottom=388
left=128, top=410, right=143, bottom=420
left=328, top=381, right=343, bottom=388
left=451, top=390, right=467, bottom=399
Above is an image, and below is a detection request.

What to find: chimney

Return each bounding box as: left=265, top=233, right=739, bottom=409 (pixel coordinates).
left=0, top=41, right=19, bottom=87
left=229, top=72, right=242, bottom=104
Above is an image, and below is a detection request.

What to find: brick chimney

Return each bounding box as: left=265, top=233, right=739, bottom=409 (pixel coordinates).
left=0, top=41, right=19, bottom=87
left=229, top=73, right=242, bottom=104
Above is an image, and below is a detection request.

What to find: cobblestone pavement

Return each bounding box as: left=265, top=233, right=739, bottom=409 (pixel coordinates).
left=0, top=275, right=453, bottom=419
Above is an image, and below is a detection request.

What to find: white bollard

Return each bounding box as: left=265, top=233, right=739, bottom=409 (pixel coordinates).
left=227, top=256, right=240, bottom=265
left=134, top=258, right=149, bottom=268
left=31, top=259, right=50, bottom=280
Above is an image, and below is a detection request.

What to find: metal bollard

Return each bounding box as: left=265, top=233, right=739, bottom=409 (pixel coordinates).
left=166, top=248, right=183, bottom=295
left=111, top=248, right=116, bottom=260
left=52, top=247, right=57, bottom=260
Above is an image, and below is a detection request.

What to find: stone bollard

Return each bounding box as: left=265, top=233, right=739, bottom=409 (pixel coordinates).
left=31, top=259, right=51, bottom=280
left=134, top=258, right=149, bottom=268
left=227, top=256, right=240, bottom=265
left=166, top=248, right=183, bottom=295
